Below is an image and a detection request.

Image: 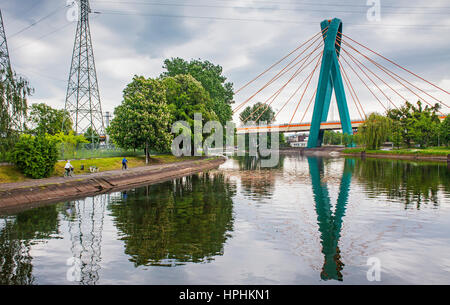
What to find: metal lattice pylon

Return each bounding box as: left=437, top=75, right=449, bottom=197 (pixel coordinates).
left=1, top=9, right=25, bottom=133
left=64, top=0, right=105, bottom=139
left=0, top=9, right=12, bottom=75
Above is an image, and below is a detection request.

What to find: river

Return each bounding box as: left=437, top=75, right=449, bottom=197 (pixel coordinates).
left=1, top=155, right=449, bottom=284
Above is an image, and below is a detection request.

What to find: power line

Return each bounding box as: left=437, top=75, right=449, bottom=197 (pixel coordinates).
left=14, top=64, right=67, bottom=83
left=12, top=21, right=74, bottom=51
left=92, top=0, right=450, bottom=11
left=2, top=0, right=42, bottom=28
left=8, top=4, right=67, bottom=40
left=10, top=13, right=101, bottom=52
left=96, top=10, right=450, bottom=29
left=210, top=0, right=450, bottom=10
left=91, top=0, right=450, bottom=15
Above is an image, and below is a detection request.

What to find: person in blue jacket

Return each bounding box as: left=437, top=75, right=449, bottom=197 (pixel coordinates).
left=122, top=157, right=128, bottom=170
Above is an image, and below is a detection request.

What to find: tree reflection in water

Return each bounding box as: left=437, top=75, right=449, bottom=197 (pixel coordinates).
left=235, top=155, right=285, bottom=200
left=0, top=205, right=59, bottom=284
left=1, top=156, right=447, bottom=284
left=108, top=172, right=236, bottom=267
left=307, top=157, right=354, bottom=281
left=353, top=158, right=449, bottom=209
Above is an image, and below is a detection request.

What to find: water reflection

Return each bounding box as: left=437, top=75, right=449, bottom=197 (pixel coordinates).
left=307, top=157, right=353, bottom=281
left=235, top=155, right=285, bottom=171
left=0, top=205, right=59, bottom=284
left=235, top=155, right=285, bottom=200
left=108, top=172, right=235, bottom=267
left=0, top=155, right=448, bottom=284
left=353, top=158, right=449, bottom=209
left=64, top=196, right=107, bottom=285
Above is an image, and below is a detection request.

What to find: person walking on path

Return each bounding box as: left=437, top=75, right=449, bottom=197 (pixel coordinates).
left=122, top=157, right=128, bottom=170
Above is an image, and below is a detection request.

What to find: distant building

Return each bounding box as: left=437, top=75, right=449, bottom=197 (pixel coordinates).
left=286, top=133, right=307, bottom=143
left=290, top=141, right=307, bottom=148
left=286, top=133, right=308, bottom=148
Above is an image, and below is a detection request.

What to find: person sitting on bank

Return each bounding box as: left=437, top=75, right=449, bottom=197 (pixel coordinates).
left=122, top=157, right=128, bottom=170
left=65, top=160, right=74, bottom=176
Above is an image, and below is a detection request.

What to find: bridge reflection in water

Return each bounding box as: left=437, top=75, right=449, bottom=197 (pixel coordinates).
left=307, top=157, right=353, bottom=281
left=1, top=156, right=449, bottom=284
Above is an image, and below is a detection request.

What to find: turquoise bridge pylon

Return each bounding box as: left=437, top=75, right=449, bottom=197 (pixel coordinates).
left=307, top=18, right=354, bottom=148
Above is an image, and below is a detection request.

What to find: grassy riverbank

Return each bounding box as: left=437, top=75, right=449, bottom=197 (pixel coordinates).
left=0, top=155, right=199, bottom=184
left=342, top=147, right=450, bottom=156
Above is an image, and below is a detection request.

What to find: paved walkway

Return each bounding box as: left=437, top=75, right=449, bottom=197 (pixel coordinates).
left=0, top=159, right=206, bottom=192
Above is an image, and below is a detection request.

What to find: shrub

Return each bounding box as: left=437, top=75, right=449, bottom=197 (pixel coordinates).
left=9, top=134, right=58, bottom=179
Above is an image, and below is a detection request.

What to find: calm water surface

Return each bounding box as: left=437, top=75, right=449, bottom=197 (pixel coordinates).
left=1, top=155, right=449, bottom=284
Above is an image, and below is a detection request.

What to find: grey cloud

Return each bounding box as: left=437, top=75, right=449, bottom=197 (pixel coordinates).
left=1, top=0, right=448, bottom=121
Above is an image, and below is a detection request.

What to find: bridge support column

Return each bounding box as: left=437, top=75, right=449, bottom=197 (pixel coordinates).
left=307, top=18, right=354, bottom=148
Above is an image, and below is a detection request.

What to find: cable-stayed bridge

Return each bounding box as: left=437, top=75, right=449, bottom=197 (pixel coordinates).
left=233, top=18, right=449, bottom=147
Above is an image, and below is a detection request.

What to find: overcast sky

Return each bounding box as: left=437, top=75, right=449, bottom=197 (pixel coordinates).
left=1, top=0, right=449, bottom=125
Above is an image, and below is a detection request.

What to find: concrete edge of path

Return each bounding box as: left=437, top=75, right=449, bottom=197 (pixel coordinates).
left=0, top=157, right=226, bottom=214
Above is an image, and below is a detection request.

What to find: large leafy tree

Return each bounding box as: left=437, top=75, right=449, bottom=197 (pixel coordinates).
left=163, top=74, right=218, bottom=124
left=439, top=116, right=449, bottom=146
left=28, top=103, right=72, bottom=135
left=358, top=112, right=392, bottom=150
left=239, top=102, right=275, bottom=125
left=387, top=101, right=441, bottom=148
left=323, top=131, right=343, bottom=145
left=163, top=75, right=219, bottom=154
left=0, top=66, right=32, bottom=158
left=160, top=58, right=233, bottom=125
left=239, top=103, right=282, bottom=150
left=107, top=76, right=173, bottom=163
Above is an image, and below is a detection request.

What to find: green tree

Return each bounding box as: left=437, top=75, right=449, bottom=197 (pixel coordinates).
left=323, top=130, right=331, bottom=145
left=0, top=66, right=32, bottom=159
left=8, top=134, right=58, bottom=179
left=164, top=74, right=218, bottom=123
left=389, top=119, right=404, bottom=149
left=107, top=76, right=173, bottom=163
left=239, top=103, right=281, bottom=150
left=47, top=131, right=89, bottom=159
left=387, top=101, right=441, bottom=148
left=342, top=133, right=355, bottom=147
left=83, top=126, right=100, bottom=144
left=28, top=103, right=72, bottom=135
left=439, top=116, right=449, bottom=146
left=323, top=130, right=343, bottom=145
left=239, top=102, right=275, bottom=125
left=48, top=131, right=88, bottom=146
left=358, top=113, right=392, bottom=150
left=279, top=133, right=287, bottom=147
left=163, top=74, right=219, bottom=154
left=160, top=58, right=233, bottom=125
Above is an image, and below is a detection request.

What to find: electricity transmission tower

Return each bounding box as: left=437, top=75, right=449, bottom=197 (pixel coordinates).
left=0, top=9, right=12, bottom=75
left=1, top=9, right=25, bottom=132
left=64, top=0, right=105, bottom=141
